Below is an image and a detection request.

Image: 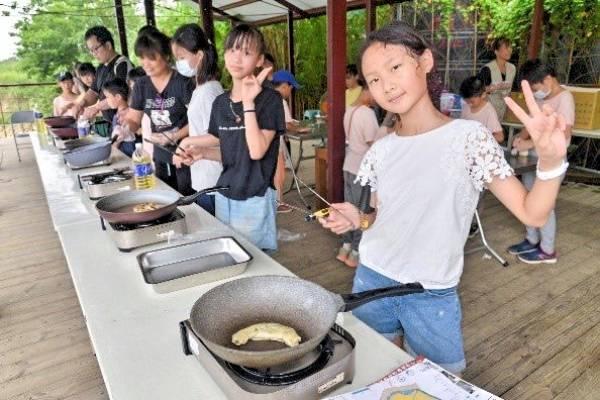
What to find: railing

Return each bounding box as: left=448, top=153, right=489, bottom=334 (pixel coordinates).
left=0, top=83, right=56, bottom=137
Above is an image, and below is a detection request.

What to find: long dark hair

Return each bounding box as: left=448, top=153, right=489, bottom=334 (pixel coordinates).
left=172, top=23, right=219, bottom=85
left=134, top=28, right=172, bottom=63
left=359, top=21, right=443, bottom=110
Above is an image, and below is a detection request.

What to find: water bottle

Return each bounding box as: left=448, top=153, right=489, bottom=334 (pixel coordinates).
left=77, top=116, right=90, bottom=138
left=132, top=143, right=156, bottom=190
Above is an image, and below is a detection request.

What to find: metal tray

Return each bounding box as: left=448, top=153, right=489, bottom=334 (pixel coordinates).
left=136, top=236, right=252, bottom=293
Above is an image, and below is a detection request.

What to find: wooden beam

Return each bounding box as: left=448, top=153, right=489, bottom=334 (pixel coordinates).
left=114, top=0, right=128, bottom=57
left=199, top=0, right=215, bottom=44
left=527, top=0, right=544, bottom=59
left=212, top=6, right=243, bottom=23
left=271, top=0, right=309, bottom=18
left=287, top=10, right=296, bottom=116
left=143, top=0, right=156, bottom=27
left=255, top=0, right=405, bottom=27
left=326, top=0, right=346, bottom=203
left=366, top=0, right=377, bottom=32
left=220, top=0, right=258, bottom=11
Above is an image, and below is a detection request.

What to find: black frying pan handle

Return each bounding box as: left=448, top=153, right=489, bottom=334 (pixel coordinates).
left=176, top=186, right=229, bottom=206
left=339, top=283, right=424, bottom=312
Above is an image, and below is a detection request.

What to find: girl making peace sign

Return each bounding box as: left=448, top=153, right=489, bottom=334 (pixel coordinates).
left=319, top=22, right=568, bottom=374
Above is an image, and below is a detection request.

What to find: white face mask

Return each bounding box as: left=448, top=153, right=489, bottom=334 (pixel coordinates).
left=533, top=88, right=550, bottom=100
left=176, top=59, right=197, bottom=77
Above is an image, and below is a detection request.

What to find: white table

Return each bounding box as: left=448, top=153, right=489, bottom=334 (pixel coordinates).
left=30, top=133, right=172, bottom=229
left=31, top=133, right=414, bottom=399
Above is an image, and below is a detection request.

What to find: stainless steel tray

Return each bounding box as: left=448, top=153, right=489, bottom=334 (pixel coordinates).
left=137, top=236, right=252, bottom=293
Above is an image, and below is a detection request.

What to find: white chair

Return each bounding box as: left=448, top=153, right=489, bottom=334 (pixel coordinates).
left=10, top=110, right=35, bottom=162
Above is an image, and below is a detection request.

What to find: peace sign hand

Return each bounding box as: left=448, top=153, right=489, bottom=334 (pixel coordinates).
left=504, top=81, right=568, bottom=169
left=241, top=66, right=272, bottom=106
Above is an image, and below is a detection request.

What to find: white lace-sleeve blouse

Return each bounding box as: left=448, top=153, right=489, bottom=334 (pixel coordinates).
left=355, top=119, right=513, bottom=289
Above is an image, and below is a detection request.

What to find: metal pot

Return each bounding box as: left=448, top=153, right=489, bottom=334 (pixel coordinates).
left=189, top=275, right=424, bottom=368
left=95, top=186, right=228, bottom=224
left=44, top=116, right=75, bottom=128
left=51, top=127, right=79, bottom=139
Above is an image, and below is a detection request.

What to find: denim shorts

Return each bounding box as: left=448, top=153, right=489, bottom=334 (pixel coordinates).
left=215, top=188, right=277, bottom=251
left=352, top=264, right=466, bottom=374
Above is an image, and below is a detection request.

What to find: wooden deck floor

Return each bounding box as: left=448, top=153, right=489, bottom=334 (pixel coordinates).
left=1, top=136, right=600, bottom=399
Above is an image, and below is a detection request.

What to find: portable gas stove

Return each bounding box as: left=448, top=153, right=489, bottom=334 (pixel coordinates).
left=78, top=168, right=134, bottom=200
left=100, top=209, right=187, bottom=252
left=180, top=320, right=355, bottom=400
left=66, top=158, right=112, bottom=170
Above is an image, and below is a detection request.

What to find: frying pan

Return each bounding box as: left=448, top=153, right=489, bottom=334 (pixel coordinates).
left=63, top=141, right=112, bottom=168
left=44, top=116, right=75, bottom=128
left=96, top=186, right=228, bottom=224
left=51, top=127, right=78, bottom=139
left=189, top=275, right=424, bottom=368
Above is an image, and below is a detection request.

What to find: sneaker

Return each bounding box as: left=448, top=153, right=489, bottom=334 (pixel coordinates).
left=344, top=251, right=359, bottom=268
left=518, top=247, right=558, bottom=264
left=277, top=204, right=293, bottom=213
left=468, top=222, right=479, bottom=238
left=336, top=246, right=350, bottom=263
left=507, top=239, right=539, bottom=255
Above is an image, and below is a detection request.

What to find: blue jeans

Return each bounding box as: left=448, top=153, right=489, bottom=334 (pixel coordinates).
left=352, top=264, right=466, bottom=374
left=195, top=193, right=215, bottom=216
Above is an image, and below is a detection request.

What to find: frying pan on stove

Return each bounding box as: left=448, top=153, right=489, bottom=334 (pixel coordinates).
left=189, top=275, right=424, bottom=368
left=95, top=186, right=228, bottom=224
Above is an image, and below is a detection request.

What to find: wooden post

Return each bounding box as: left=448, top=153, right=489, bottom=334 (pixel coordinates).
left=527, top=0, right=544, bottom=59
left=114, top=0, right=128, bottom=57
left=366, top=0, right=376, bottom=33
left=326, top=0, right=346, bottom=203
left=144, top=0, right=156, bottom=27
left=287, top=10, right=296, bottom=117
left=199, top=0, right=215, bottom=44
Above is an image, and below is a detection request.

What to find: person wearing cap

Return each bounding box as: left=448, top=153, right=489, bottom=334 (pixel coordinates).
left=53, top=71, right=78, bottom=117
left=271, top=70, right=309, bottom=213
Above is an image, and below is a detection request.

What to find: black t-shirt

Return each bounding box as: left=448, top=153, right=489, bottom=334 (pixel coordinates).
left=208, top=88, right=285, bottom=200
left=90, top=55, right=131, bottom=122
left=130, top=71, right=195, bottom=163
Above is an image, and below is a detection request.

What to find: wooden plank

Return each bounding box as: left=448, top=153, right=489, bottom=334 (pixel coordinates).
left=501, top=321, right=600, bottom=400
left=465, top=266, right=600, bottom=393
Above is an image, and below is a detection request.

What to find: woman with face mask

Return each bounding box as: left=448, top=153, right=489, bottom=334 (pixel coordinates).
left=171, top=24, right=224, bottom=215
left=478, top=38, right=516, bottom=121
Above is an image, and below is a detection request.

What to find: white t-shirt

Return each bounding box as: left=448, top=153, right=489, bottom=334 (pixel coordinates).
left=355, top=119, right=513, bottom=289
left=188, top=80, right=224, bottom=192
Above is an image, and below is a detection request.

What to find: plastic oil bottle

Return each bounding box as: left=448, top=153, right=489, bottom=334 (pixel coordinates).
left=132, top=143, right=156, bottom=190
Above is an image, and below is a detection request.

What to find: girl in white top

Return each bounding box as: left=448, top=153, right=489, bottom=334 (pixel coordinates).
left=319, top=22, right=568, bottom=374
left=171, top=23, right=223, bottom=215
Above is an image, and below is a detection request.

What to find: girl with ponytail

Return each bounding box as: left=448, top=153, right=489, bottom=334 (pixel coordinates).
left=171, top=23, right=224, bottom=215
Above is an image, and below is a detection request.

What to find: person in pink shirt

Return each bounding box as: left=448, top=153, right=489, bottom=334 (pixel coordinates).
left=337, top=87, right=386, bottom=268
left=508, top=59, right=575, bottom=264
left=459, top=76, right=504, bottom=143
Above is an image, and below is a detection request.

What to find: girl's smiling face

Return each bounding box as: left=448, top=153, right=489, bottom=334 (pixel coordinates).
left=361, top=43, right=433, bottom=116
left=224, top=38, right=263, bottom=80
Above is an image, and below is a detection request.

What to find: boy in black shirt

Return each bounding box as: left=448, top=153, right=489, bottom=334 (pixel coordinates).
left=175, top=24, right=285, bottom=251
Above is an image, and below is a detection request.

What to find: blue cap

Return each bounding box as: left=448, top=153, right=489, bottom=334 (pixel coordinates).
left=272, top=70, right=301, bottom=89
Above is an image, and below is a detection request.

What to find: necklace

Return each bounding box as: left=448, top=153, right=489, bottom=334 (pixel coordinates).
left=229, top=100, right=242, bottom=124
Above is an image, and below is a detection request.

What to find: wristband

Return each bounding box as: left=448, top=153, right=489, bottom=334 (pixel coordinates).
left=536, top=159, right=568, bottom=181
left=243, top=109, right=256, bottom=113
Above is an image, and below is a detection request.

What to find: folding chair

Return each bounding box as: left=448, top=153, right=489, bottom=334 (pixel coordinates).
left=10, top=110, right=35, bottom=162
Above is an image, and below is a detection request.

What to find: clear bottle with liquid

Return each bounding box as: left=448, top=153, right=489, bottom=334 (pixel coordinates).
left=132, top=143, right=156, bottom=190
